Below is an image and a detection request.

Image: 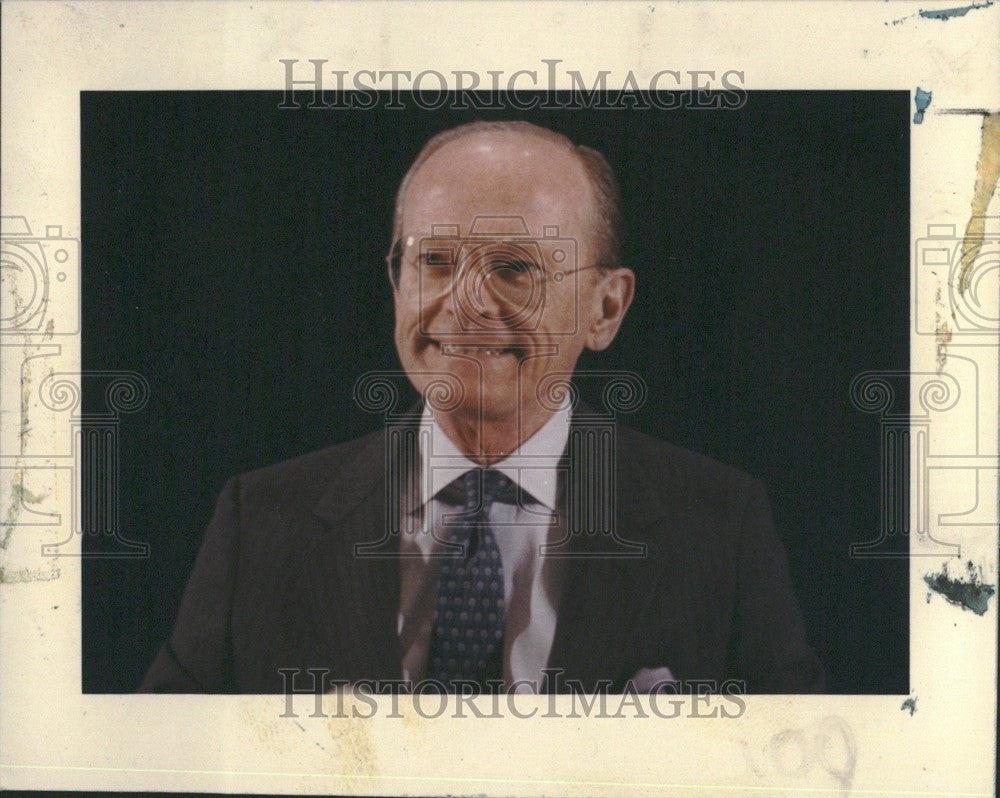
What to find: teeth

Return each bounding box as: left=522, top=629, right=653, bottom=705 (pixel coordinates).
left=442, top=344, right=511, bottom=356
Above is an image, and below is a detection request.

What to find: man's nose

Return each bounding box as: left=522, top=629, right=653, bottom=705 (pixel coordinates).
left=453, top=261, right=515, bottom=325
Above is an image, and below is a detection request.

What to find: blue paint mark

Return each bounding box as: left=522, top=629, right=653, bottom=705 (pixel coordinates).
left=914, top=88, right=933, bottom=124
left=901, top=697, right=917, bottom=715
left=919, top=1, right=994, bottom=21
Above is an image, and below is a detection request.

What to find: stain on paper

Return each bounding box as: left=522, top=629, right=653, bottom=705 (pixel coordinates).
left=328, top=707, right=379, bottom=781
left=913, top=88, right=932, bottom=124
left=0, top=565, right=61, bottom=583
left=924, top=561, right=996, bottom=615
left=1, top=478, right=51, bottom=550
left=889, top=1, right=994, bottom=24
left=958, top=113, right=1000, bottom=294
left=934, top=318, right=952, bottom=370
left=919, top=1, right=994, bottom=21
left=900, top=697, right=917, bottom=715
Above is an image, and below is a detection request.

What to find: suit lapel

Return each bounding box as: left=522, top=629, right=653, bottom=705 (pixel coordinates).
left=307, top=408, right=424, bottom=681
left=546, top=408, right=691, bottom=690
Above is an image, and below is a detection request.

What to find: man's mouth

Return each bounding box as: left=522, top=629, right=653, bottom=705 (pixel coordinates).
left=440, top=342, right=521, bottom=357
left=420, top=336, right=531, bottom=359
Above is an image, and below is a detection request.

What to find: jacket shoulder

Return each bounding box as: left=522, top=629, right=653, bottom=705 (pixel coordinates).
left=609, top=423, right=764, bottom=532
left=230, top=429, right=383, bottom=510
left=615, top=423, right=756, bottom=490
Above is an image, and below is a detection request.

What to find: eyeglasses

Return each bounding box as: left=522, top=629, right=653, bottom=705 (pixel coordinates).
left=387, top=238, right=599, bottom=307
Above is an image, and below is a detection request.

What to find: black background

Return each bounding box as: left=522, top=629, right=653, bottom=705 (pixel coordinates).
left=82, top=90, right=909, bottom=693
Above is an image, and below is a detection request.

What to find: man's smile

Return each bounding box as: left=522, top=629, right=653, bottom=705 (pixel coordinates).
left=421, top=336, right=532, bottom=359
left=443, top=344, right=519, bottom=357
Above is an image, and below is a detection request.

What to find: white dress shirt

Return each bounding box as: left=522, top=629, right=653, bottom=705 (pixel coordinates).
left=397, top=401, right=571, bottom=692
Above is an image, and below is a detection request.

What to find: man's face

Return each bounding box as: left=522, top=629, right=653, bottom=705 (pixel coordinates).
left=393, top=131, right=612, bottom=430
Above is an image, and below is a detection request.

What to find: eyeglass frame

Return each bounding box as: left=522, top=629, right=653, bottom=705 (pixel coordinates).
left=385, top=237, right=603, bottom=294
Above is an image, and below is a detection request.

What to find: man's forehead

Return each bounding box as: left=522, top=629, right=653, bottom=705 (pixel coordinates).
left=401, top=132, right=592, bottom=237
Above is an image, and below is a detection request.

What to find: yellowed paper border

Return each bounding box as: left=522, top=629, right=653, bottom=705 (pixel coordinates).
left=2, top=2, right=997, bottom=795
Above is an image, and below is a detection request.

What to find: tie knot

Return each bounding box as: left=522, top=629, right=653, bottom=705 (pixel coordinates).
left=461, top=468, right=512, bottom=513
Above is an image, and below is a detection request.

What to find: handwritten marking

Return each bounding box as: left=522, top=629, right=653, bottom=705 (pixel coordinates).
left=740, top=715, right=857, bottom=790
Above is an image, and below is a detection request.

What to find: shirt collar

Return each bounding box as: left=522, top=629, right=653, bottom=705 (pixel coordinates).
left=418, top=400, right=572, bottom=511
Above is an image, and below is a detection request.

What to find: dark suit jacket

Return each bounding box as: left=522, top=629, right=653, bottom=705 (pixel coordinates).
left=140, top=409, right=824, bottom=694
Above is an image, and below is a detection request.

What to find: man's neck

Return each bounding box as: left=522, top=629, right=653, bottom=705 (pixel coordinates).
left=430, top=405, right=555, bottom=466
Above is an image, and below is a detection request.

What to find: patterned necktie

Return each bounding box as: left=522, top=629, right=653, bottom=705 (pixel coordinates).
left=427, top=468, right=512, bottom=691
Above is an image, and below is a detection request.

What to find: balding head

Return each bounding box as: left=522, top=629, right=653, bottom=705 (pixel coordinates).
left=390, top=120, right=624, bottom=274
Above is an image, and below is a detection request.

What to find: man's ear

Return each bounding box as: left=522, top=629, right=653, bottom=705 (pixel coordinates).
left=585, top=267, right=635, bottom=351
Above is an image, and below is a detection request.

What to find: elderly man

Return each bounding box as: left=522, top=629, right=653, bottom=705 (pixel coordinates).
left=141, top=120, right=823, bottom=695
